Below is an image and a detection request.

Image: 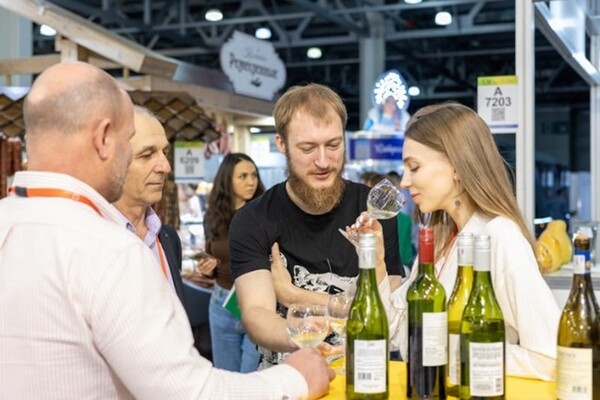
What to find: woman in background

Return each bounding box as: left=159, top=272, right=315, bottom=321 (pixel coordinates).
left=385, top=102, right=560, bottom=380
left=201, top=153, right=265, bottom=372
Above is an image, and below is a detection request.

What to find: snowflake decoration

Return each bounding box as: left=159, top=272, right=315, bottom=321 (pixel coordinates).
left=373, top=70, right=409, bottom=110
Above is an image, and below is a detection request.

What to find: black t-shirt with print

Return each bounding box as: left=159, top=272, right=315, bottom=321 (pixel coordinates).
left=230, top=179, right=403, bottom=287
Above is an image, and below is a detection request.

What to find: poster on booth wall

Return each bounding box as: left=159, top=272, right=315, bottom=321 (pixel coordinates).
left=477, top=75, right=518, bottom=134
left=174, top=141, right=205, bottom=183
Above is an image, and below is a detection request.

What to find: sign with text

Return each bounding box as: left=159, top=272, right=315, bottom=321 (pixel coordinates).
left=477, top=75, right=518, bottom=134
left=349, top=137, right=404, bottom=160
left=174, top=141, right=204, bottom=183
left=220, top=31, right=286, bottom=101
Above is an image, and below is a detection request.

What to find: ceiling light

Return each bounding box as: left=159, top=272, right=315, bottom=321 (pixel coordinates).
left=435, top=11, right=452, bottom=26
left=205, top=8, right=223, bottom=22
left=255, top=27, right=272, bottom=40
left=249, top=127, right=261, bottom=133
left=404, top=0, right=422, bottom=4
left=40, top=24, right=56, bottom=37
left=306, top=47, right=322, bottom=59
left=408, top=86, right=421, bottom=96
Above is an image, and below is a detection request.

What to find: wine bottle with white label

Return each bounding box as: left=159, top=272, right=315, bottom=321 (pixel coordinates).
left=460, top=234, right=505, bottom=400
left=556, top=238, right=600, bottom=400
left=446, top=232, right=474, bottom=397
left=407, top=228, right=447, bottom=399
left=346, top=233, right=389, bottom=400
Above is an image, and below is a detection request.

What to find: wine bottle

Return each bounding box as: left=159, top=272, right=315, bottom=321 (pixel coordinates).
left=407, top=228, right=447, bottom=399
left=446, top=232, right=474, bottom=397
left=556, top=238, right=600, bottom=400
left=346, top=233, right=389, bottom=400
left=460, top=234, right=505, bottom=400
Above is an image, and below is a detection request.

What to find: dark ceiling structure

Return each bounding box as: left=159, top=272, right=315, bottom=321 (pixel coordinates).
left=32, top=0, right=590, bottom=130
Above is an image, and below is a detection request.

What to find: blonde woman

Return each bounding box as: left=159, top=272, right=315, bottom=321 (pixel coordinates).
left=374, top=102, right=559, bottom=381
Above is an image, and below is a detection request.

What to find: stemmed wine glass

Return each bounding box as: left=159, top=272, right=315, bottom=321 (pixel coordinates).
left=286, top=303, right=329, bottom=349
left=339, top=178, right=407, bottom=246
left=328, top=292, right=354, bottom=374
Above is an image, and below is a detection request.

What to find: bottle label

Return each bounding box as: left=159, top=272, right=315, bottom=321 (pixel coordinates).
left=353, top=340, right=387, bottom=393
left=557, top=346, right=593, bottom=400
left=448, top=333, right=460, bottom=385
left=422, top=312, right=448, bottom=366
left=469, top=341, right=504, bottom=396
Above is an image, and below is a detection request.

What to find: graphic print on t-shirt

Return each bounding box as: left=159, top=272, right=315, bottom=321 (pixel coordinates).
left=258, top=250, right=356, bottom=369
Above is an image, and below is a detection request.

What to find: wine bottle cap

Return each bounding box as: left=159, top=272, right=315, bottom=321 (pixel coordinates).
left=573, top=254, right=586, bottom=274
left=457, top=232, right=474, bottom=247
left=418, top=228, right=434, bottom=263
left=359, top=232, right=376, bottom=249
left=419, top=228, right=434, bottom=244
left=474, top=234, right=491, bottom=271
left=457, top=232, right=474, bottom=266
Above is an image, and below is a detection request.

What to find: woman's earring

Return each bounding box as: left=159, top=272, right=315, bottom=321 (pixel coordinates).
left=455, top=199, right=461, bottom=208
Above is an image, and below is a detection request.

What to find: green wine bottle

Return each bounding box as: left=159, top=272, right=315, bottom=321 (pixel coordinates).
left=346, top=233, right=389, bottom=400
left=460, top=234, right=505, bottom=400
left=556, top=243, right=600, bottom=400
left=446, top=232, right=474, bottom=397
left=407, top=228, right=447, bottom=399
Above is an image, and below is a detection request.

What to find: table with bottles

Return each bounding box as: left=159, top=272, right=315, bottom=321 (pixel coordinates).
left=323, top=360, right=556, bottom=399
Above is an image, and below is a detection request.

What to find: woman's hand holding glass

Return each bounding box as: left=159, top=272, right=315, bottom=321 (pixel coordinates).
left=339, top=178, right=406, bottom=246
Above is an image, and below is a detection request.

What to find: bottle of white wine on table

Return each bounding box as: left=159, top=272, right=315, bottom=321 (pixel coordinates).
left=346, top=233, right=389, bottom=400
left=460, top=234, right=504, bottom=400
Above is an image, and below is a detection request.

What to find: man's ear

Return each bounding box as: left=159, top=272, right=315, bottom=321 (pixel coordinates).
left=275, top=133, right=286, bottom=155
left=92, top=118, right=112, bottom=160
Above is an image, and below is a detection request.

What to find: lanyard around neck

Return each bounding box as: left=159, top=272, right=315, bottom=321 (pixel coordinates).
left=9, top=186, right=102, bottom=216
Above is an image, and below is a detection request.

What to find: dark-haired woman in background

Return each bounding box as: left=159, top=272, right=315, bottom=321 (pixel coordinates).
left=201, top=153, right=265, bottom=372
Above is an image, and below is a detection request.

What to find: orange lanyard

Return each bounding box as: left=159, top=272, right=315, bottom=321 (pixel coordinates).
left=155, top=237, right=168, bottom=279
left=9, top=186, right=102, bottom=216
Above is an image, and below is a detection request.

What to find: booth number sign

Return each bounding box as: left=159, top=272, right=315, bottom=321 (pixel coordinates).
left=174, top=141, right=204, bottom=183
left=477, top=75, right=518, bottom=134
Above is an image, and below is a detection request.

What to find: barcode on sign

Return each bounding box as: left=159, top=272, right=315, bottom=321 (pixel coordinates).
left=491, top=107, right=505, bottom=122
left=358, top=373, right=373, bottom=380
left=185, top=165, right=194, bottom=174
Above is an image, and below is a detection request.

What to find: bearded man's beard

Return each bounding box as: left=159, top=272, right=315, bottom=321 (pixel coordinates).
left=286, top=158, right=346, bottom=213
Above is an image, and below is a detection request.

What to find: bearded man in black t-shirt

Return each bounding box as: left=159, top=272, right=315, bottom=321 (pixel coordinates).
left=229, top=83, right=404, bottom=368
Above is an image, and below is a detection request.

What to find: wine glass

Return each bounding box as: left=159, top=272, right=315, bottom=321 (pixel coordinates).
left=339, top=178, right=407, bottom=246
left=286, top=303, right=329, bottom=349
left=328, top=292, right=354, bottom=374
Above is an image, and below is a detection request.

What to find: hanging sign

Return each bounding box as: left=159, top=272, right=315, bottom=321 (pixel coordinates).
left=477, top=75, right=518, bottom=134
left=174, top=141, right=204, bottom=183
left=220, top=31, right=286, bottom=101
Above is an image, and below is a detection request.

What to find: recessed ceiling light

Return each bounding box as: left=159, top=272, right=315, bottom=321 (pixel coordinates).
left=205, top=8, right=223, bottom=22
left=249, top=127, right=261, bottom=133
left=435, top=11, right=452, bottom=26
left=40, top=24, right=56, bottom=37
left=307, top=47, right=322, bottom=59
left=404, top=0, right=422, bottom=4
left=255, top=27, right=272, bottom=40
left=408, top=86, right=421, bottom=96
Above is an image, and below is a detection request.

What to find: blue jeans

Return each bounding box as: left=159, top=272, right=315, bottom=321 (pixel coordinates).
left=208, top=283, right=260, bottom=372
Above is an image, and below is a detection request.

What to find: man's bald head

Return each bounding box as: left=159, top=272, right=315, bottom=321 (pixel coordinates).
left=23, top=62, right=135, bottom=202
left=24, top=62, right=126, bottom=136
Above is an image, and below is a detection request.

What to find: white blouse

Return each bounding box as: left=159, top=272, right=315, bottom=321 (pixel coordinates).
left=381, top=212, right=560, bottom=381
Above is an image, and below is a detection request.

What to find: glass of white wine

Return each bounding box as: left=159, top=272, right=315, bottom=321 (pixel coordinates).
left=328, top=292, right=354, bottom=374
left=286, top=303, right=329, bottom=349
left=339, top=178, right=406, bottom=246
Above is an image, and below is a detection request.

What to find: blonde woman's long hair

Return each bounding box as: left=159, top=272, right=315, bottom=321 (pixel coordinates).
left=405, top=102, right=535, bottom=258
